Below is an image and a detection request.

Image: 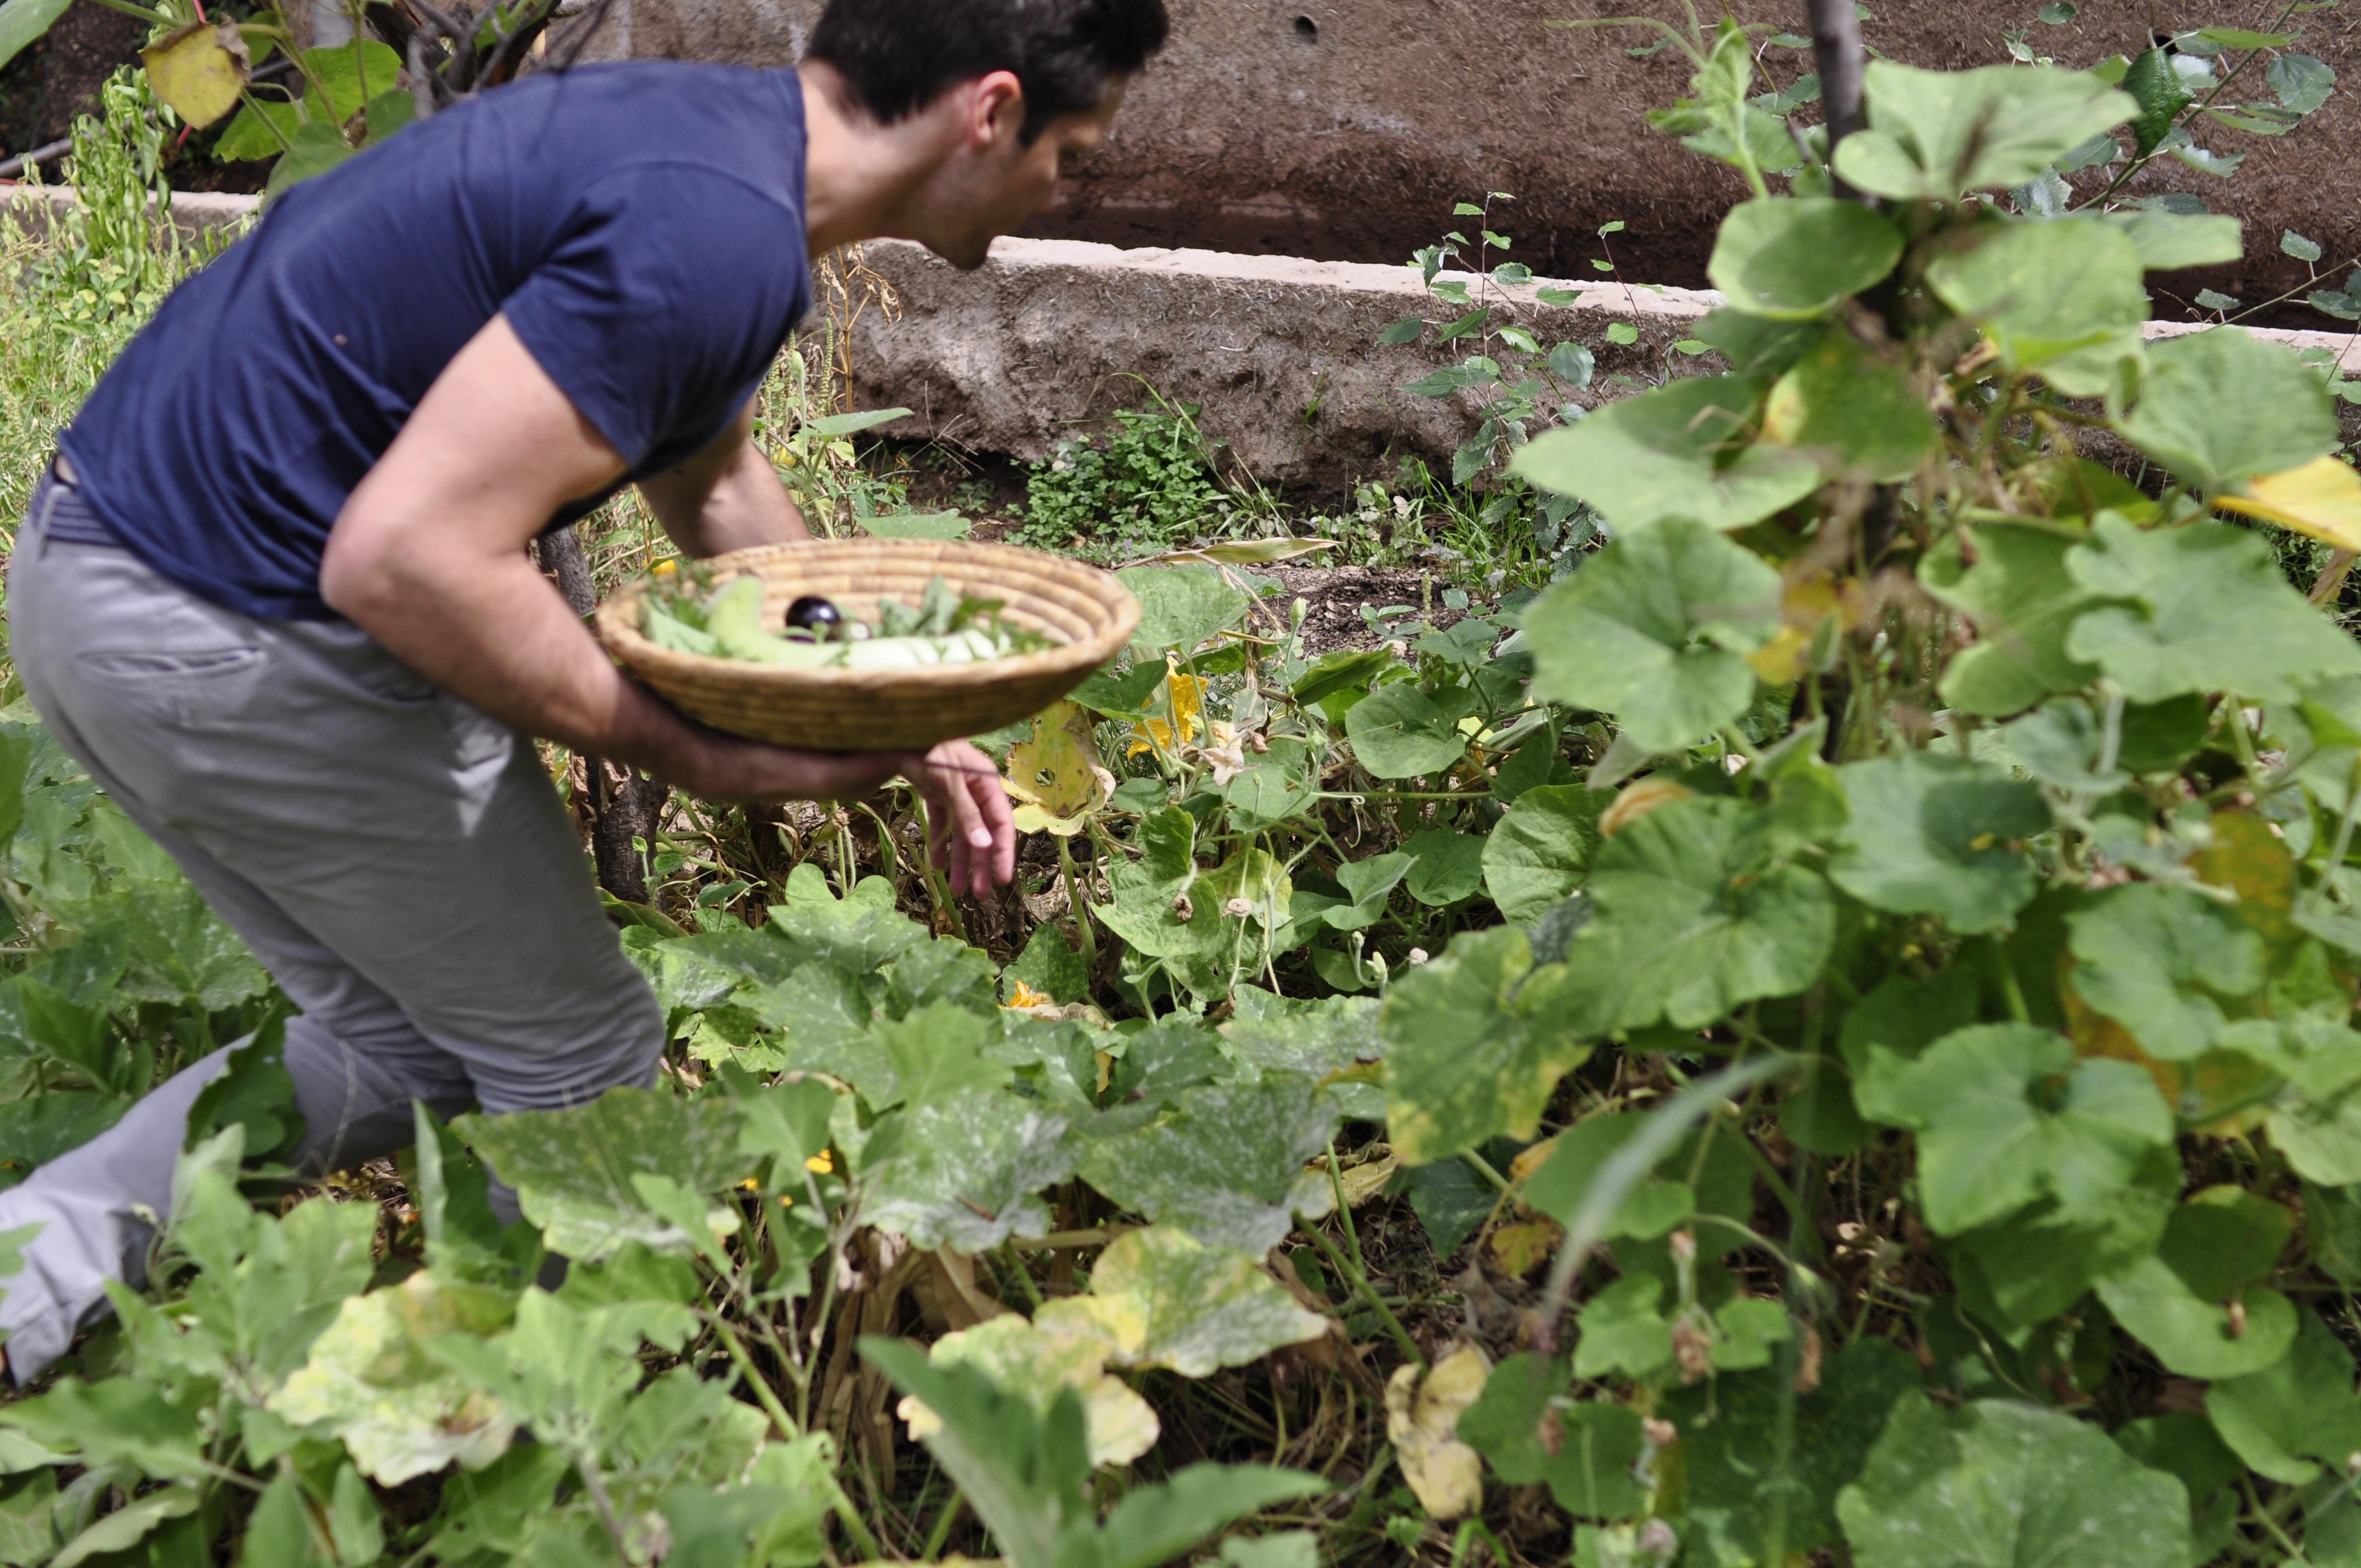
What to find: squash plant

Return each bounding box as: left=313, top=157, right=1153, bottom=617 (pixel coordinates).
left=18, top=13, right=2361, bottom=1568
left=1367, top=19, right=2361, bottom=1568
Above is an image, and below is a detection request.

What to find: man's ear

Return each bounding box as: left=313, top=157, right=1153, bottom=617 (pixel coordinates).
left=967, top=68, right=1027, bottom=151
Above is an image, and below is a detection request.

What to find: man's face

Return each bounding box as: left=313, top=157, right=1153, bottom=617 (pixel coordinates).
left=913, top=78, right=1127, bottom=270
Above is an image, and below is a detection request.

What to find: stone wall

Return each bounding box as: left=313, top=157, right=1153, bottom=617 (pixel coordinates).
left=20, top=186, right=2356, bottom=492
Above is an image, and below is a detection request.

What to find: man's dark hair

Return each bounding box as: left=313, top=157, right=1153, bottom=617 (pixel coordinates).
left=806, top=0, right=1169, bottom=143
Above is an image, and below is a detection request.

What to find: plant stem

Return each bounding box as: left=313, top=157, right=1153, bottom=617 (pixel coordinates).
left=1985, top=934, right=2032, bottom=1025
left=1306, top=1224, right=1424, bottom=1368
left=711, top=1314, right=799, bottom=1438
left=1057, top=834, right=1097, bottom=968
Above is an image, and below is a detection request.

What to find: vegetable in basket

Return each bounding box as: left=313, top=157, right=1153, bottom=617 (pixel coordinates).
left=641, top=570, right=1054, bottom=669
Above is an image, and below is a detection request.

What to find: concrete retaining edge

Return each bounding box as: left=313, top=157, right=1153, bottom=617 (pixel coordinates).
left=12, top=184, right=2359, bottom=487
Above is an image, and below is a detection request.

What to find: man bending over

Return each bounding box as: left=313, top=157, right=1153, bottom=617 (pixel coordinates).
left=0, top=0, right=1169, bottom=1382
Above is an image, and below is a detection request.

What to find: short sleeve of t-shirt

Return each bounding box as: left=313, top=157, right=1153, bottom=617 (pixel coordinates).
left=502, top=162, right=809, bottom=469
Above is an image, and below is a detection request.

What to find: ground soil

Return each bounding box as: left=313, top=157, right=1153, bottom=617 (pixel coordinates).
left=21, top=0, right=2361, bottom=328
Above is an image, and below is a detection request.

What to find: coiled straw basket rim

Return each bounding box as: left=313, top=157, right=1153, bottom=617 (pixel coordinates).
left=595, top=537, right=1140, bottom=752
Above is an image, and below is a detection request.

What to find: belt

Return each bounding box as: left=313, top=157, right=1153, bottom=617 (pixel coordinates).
left=40, top=453, right=121, bottom=548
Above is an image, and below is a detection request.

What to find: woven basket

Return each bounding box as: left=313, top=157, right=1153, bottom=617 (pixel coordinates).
left=595, top=538, right=1140, bottom=752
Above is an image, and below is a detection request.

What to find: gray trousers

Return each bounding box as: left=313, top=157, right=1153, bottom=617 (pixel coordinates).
left=0, top=469, right=663, bottom=1380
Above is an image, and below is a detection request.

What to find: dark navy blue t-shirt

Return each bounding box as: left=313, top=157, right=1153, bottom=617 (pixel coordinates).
left=59, top=61, right=812, bottom=621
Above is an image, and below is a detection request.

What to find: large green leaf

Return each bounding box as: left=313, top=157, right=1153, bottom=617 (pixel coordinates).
left=0, top=1091, right=127, bottom=1189
left=2066, top=883, right=2264, bottom=1060
left=1833, top=62, right=2137, bottom=199
left=1925, top=219, right=2148, bottom=398
left=2066, top=514, right=2361, bottom=702
left=270, top=1283, right=520, bottom=1483
left=861, top=1341, right=1084, bottom=1568
left=1082, top=1463, right=1329, bottom=1568
left=1838, top=969, right=1983, bottom=1082
left=1760, top=333, right=1942, bottom=483
left=1666, top=1340, right=1923, bottom=1568
left=1035, top=1226, right=1327, bottom=1376
left=2095, top=1186, right=2297, bottom=1379
left=117, top=879, right=269, bottom=1012
left=1218, top=989, right=1380, bottom=1077
left=2206, top=1307, right=2361, bottom=1484
left=1835, top=1392, right=2191, bottom=1568
left=1400, top=829, right=1486, bottom=906
left=0, top=1377, right=209, bottom=1482
left=1921, top=524, right=2110, bottom=718
left=2102, top=209, right=2244, bottom=271
left=1559, top=796, right=1836, bottom=1035
left=767, top=867, right=930, bottom=973
left=0, top=0, right=73, bottom=75
left=1707, top=198, right=1905, bottom=319
left=874, top=1001, right=1011, bottom=1108
left=1510, top=376, right=1823, bottom=533
left=0, top=1470, right=56, bottom=1567
left=1523, top=1113, right=1699, bottom=1240
left=1522, top=518, right=1780, bottom=753
left=1380, top=927, right=1587, bottom=1164
left=859, top=1086, right=1081, bottom=1251
left=1115, top=565, right=1252, bottom=652
left=1457, top=1356, right=1646, bottom=1520
left=1345, top=683, right=1471, bottom=780
left=1570, top=1273, right=1672, bottom=1380
left=455, top=1088, right=749, bottom=1261
left=1853, top=1023, right=2173, bottom=1235
left=1828, top=753, right=2048, bottom=934
left=1078, top=1076, right=1339, bottom=1251
left=1480, top=785, right=1613, bottom=925
left=2114, top=328, right=2338, bottom=493
left=1945, top=1155, right=2177, bottom=1333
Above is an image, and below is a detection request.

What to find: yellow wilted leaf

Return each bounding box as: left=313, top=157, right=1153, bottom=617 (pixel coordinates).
left=142, top=21, right=250, bottom=129
left=1385, top=1345, right=1490, bottom=1520
left=1600, top=776, right=1694, bottom=837
left=1326, top=1152, right=1397, bottom=1207
left=1747, top=568, right=1869, bottom=685
left=2217, top=455, right=2361, bottom=551
left=1485, top=1217, right=1563, bottom=1277
left=1003, top=700, right=1113, bottom=836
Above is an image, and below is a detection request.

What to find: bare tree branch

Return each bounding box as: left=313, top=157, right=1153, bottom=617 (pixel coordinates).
left=1807, top=0, right=1868, bottom=200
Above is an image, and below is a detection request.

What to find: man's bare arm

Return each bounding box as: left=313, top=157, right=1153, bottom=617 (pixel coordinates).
left=317, top=314, right=1015, bottom=891
left=637, top=400, right=812, bottom=557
